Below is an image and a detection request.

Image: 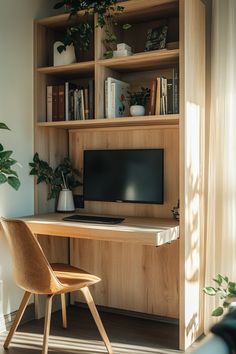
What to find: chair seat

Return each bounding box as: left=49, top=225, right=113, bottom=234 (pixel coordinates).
left=51, top=263, right=101, bottom=294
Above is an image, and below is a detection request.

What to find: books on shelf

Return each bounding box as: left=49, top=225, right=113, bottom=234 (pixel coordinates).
left=46, top=80, right=94, bottom=122
left=148, top=67, right=179, bottom=116
left=105, top=77, right=130, bottom=118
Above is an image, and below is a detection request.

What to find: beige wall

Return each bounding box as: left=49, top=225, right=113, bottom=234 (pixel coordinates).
left=0, top=0, right=54, bottom=325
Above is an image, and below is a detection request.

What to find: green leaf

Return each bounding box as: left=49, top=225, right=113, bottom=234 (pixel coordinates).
left=122, top=23, right=132, bottom=30
left=203, top=287, right=217, bottom=296
left=212, top=307, right=224, bottom=316
left=223, top=301, right=230, bottom=308
left=29, top=162, right=35, bottom=167
left=0, top=144, right=3, bottom=151
left=29, top=168, right=38, bottom=175
left=33, top=153, right=39, bottom=163
left=57, top=44, right=67, bottom=54
left=0, top=122, right=10, bottom=130
left=228, top=282, right=236, bottom=295
left=7, top=176, right=20, bottom=190
left=0, top=173, right=7, bottom=184
left=213, top=274, right=224, bottom=286
left=0, top=150, right=13, bottom=161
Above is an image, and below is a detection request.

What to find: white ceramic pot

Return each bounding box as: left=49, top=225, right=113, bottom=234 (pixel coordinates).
left=53, top=41, right=76, bottom=66
left=57, top=189, right=75, bottom=212
left=130, top=105, right=145, bottom=117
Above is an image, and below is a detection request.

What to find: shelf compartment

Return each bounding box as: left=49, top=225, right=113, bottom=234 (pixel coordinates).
left=98, top=49, right=179, bottom=73
left=37, top=61, right=95, bottom=77
left=37, top=114, right=179, bottom=130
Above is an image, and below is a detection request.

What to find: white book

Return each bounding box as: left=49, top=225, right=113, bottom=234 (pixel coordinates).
left=105, top=79, right=108, bottom=118
left=107, top=77, right=130, bottom=118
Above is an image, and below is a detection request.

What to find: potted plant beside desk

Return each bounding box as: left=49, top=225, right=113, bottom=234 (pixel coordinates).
left=29, top=153, right=81, bottom=211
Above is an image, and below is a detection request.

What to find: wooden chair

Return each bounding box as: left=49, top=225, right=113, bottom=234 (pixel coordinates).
left=1, top=218, right=113, bottom=354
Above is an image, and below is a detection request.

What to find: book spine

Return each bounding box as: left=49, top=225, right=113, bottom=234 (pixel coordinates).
left=46, top=86, right=52, bottom=122
left=80, top=89, right=85, bottom=120
left=155, top=77, right=161, bottom=115
left=167, top=79, right=173, bottom=114
left=173, top=68, right=179, bottom=114
left=58, top=84, right=65, bottom=121
left=84, top=88, right=89, bottom=119
left=52, top=85, right=59, bottom=121
left=65, top=82, right=69, bottom=121
left=105, top=80, right=108, bottom=118
left=88, top=80, right=94, bottom=119
left=149, top=80, right=157, bottom=115
left=111, top=82, right=116, bottom=118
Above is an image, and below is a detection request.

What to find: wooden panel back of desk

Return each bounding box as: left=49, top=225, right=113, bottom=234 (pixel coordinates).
left=71, top=238, right=179, bottom=318
left=69, top=125, right=179, bottom=218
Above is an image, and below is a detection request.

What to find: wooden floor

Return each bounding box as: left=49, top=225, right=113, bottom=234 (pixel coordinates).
left=0, top=306, right=181, bottom=354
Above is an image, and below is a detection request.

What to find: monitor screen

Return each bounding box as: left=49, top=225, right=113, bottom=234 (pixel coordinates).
left=83, top=149, right=164, bottom=204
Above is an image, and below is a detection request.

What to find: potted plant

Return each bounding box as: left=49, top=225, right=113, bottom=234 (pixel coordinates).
left=128, top=87, right=150, bottom=116
left=29, top=153, right=81, bottom=211
left=52, top=0, right=131, bottom=60
left=204, top=274, right=236, bottom=316
left=0, top=122, right=20, bottom=190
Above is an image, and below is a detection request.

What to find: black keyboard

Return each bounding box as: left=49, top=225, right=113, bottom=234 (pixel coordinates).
left=62, top=214, right=125, bottom=225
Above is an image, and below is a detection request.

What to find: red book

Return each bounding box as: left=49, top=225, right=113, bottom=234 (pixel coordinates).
left=52, top=85, right=59, bottom=121
left=58, top=85, right=65, bottom=121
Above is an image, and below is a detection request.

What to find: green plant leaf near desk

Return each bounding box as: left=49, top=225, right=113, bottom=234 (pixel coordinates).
left=204, top=274, right=236, bottom=316
left=0, top=122, right=21, bottom=191
left=29, top=153, right=81, bottom=200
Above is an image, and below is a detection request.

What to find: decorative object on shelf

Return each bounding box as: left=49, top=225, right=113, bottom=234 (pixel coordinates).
left=171, top=199, right=179, bottom=220
left=204, top=274, right=236, bottom=316
left=52, top=0, right=131, bottom=60
left=53, top=41, right=76, bottom=66
left=29, top=153, right=81, bottom=200
left=128, top=87, right=150, bottom=117
left=113, top=42, right=132, bottom=58
left=0, top=122, right=20, bottom=190
left=145, top=25, right=168, bottom=52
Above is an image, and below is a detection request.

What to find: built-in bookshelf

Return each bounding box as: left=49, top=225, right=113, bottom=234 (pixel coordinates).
left=34, top=0, right=206, bottom=351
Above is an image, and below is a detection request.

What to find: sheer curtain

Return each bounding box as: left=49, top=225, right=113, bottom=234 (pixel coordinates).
left=204, top=0, right=236, bottom=332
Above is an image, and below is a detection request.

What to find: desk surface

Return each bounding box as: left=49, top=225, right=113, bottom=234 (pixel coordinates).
left=22, top=213, right=179, bottom=247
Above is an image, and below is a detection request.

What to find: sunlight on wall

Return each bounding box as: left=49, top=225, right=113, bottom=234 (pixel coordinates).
left=185, top=101, right=202, bottom=343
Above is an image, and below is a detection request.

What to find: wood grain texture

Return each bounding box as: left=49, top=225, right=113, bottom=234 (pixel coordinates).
left=71, top=239, right=179, bottom=318
left=179, top=0, right=206, bottom=350
left=37, top=115, right=179, bottom=129
left=69, top=126, right=179, bottom=218
left=23, top=213, right=179, bottom=247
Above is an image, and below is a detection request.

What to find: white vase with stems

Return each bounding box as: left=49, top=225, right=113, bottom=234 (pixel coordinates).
left=57, top=172, right=75, bottom=212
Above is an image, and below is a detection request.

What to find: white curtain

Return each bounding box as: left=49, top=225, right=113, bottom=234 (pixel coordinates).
left=204, top=0, right=236, bottom=332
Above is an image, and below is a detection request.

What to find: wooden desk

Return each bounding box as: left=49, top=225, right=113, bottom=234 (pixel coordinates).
left=22, top=213, right=179, bottom=247
left=22, top=213, right=179, bottom=320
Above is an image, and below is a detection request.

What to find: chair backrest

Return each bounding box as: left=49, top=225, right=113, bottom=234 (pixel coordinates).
left=1, top=218, right=62, bottom=294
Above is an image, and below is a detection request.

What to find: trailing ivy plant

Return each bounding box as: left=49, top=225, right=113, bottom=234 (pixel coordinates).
left=0, top=123, right=20, bottom=190
left=128, top=87, right=150, bottom=107
left=53, top=0, right=131, bottom=58
left=29, top=153, right=81, bottom=200
left=203, top=274, right=236, bottom=316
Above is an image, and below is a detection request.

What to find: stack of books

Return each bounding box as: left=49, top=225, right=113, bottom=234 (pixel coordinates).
left=46, top=80, right=94, bottom=122
left=105, top=77, right=130, bottom=119
left=148, top=68, right=179, bottom=116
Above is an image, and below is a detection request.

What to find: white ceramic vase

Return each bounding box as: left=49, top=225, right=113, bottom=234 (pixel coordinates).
left=130, top=105, right=145, bottom=117
left=53, top=41, right=76, bottom=66
left=57, top=189, right=75, bottom=212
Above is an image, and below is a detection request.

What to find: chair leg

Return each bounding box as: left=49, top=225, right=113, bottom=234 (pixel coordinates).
left=80, top=287, right=113, bottom=354
left=60, top=293, right=67, bottom=329
left=34, top=294, right=40, bottom=320
left=42, top=295, right=53, bottom=354
left=4, top=291, right=31, bottom=349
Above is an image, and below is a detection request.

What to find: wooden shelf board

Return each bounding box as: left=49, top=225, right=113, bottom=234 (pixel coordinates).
left=37, top=61, right=95, bottom=76
left=37, top=115, right=179, bottom=130
left=98, top=49, right=179, bottom=72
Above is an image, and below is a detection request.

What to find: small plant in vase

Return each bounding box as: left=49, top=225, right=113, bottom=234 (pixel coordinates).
left=52, top=0, right=131, bottom=60
left=204, top=274, right=236, bottom=316
left=29, top=153, right=81, bottom=211
left=128, top=87, right=150, bottom=117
